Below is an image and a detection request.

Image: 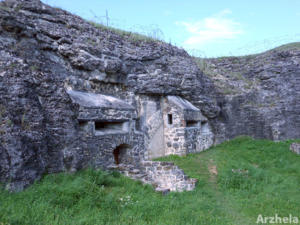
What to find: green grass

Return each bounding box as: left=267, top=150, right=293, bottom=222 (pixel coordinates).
left=88, top=21, right=162, bottom=44
left=1, top=137, right=300, bottom=225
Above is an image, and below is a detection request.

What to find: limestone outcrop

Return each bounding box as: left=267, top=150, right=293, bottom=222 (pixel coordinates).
left=0, top=0, right=299, bottom=191
left=198, top=47, right=300, bottom=143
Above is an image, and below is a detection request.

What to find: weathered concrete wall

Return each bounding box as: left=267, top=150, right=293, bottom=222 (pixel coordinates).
left=148, top=124, right=165, bottom=158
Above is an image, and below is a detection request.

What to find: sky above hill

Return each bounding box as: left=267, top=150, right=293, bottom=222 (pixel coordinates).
left=41, top=0, right=300, bottom=57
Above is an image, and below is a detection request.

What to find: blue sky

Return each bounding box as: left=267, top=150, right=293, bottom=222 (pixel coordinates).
left=41, top=0, right=300, bottom=57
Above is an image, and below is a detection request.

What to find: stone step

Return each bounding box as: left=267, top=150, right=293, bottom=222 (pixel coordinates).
left=107, top=161, right=196, bottom=192
left=129, top=169, right=141, bottom=174
left=107, top=165, right=119, bottom=170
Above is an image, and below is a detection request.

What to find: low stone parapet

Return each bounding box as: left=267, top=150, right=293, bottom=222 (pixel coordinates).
left=141, top=161, right=197, bottom=192
left=108, top=161, right=197, bottom=193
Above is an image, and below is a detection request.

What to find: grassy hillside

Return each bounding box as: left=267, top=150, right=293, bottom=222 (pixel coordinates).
left=270, top=42, right=300, bottom=52
left=1, top=137, right=300, bottom=225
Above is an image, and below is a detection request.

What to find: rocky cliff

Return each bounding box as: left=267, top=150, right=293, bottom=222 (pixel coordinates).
left=0, top=0, right=299, bottom=191
left=195, top=44, right=300, bottom=143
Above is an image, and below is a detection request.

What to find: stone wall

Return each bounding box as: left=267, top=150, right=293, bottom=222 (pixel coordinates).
left=163, top=101, right=186, bottom=156
left=141, top=161, right=197, bottom=192
left=107, top=161, right=197, bottom=192
left=198, top=122, right=214, bottom=152
left=163, top=97, right=214, bottom=156
left=185, top=127, right=201, bottom=153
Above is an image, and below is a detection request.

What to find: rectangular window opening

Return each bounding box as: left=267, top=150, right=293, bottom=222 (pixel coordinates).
left=186, top=120, right=199, bottom=127
left=78, top=120, right=88, bottom=127
left=95, top=121, right=124, bottom=131
left=168, top=114, right=173, bottom=125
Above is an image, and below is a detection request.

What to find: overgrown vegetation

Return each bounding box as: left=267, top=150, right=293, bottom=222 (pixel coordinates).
left=1, top=137, right=300, bottom=224
left=89, top=21, right=163, bottom=44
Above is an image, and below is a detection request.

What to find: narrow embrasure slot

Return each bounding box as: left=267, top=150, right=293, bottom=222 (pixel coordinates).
left=95, top=121, right=124, bottom=131
left=186, top=120, right=199, bottom=127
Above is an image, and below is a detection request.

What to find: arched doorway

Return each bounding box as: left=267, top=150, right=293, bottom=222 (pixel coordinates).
left=113, top=144, right=131, bottom=165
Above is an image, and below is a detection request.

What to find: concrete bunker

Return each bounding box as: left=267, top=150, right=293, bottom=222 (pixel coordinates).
left=163, top=95, right=207, bottom=155
left=138, top=95, right=213, bottom=159
left=67, top=90, right=135, bottom=136
left=94, top=120, right=129, bottom=135
left=67, top=90, right=144, bottom=168
left=186, top=120, right=200, bottom=128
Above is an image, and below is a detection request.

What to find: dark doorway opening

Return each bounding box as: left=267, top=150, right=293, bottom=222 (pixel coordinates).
left=113, top=144, right=131, bottom=165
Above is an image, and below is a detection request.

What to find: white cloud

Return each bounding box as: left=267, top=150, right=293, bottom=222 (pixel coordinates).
left=176, top=9, right=243, bottom=47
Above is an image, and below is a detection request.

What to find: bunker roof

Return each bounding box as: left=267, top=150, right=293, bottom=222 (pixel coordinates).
left=167, top=96, right=200, bottom=111
left=67, top=90, right=134, bottom=110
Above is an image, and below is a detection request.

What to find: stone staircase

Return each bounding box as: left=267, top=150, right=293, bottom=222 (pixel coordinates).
left=107, top=164, right=144, bottom=178
left=107, top=161, right=197, bottom=193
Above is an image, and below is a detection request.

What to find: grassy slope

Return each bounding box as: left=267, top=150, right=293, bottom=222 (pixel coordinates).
left=270, top=42, right=300, bottom=52
left=1, top=137, right=300, bottom=225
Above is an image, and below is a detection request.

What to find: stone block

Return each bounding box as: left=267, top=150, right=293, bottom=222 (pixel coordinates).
left=290, top=143, right=300, bottom=154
